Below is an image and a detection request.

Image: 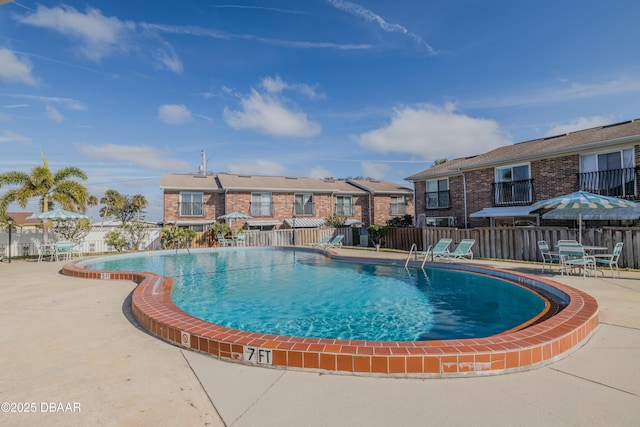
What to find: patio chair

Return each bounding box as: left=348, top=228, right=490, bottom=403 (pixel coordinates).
left=439, top=239, right=475, bottom=262
left=70, top=241, right=84, bottom=259
left=306, top=235, right=331, bottom=247
left=217, top=234, right=233, bottom=247
left=593, top=242, right=623, bottom=278
left=55, top=241, right=73, bottom=262
left=537, top=240, right=560, bottom=273
left=421, top=238, right=453, bottom=261
left=558, top=244, right=595, bottom=278
left=235, top=234, right=246, bottom=246
left=324, top=235, right=344, bottom=249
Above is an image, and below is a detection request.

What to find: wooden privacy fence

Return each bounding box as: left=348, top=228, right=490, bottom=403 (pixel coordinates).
left=384, top=226, right=640, bottom=269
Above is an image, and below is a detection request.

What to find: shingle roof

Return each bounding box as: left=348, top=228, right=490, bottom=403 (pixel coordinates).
left=347, top=179, right=413, bottom=194
left=215, top=173, right=367, bottom=193
left=406, top=118, right=640, bottom=181
left=159, top=174, right=221, bottom=190
left=161, top=173, right=413, bottom=194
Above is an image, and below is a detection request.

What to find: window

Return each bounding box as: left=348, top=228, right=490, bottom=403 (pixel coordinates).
left=294, top=194, right=314, bottom=215
left=251, top=193, right=273, bottom=216
left=390, top=195, right=407, bottom=215
left=336, top=195, right=353, bottom=216
left=426, top=179, right=449, bottom=209
left=494, top=164, right=532, bottom=204
left=580, top=149, right=635, bottom=197
left=180, top=192, right=204, bottom=216
left=425, top=217, right=454, bottom=227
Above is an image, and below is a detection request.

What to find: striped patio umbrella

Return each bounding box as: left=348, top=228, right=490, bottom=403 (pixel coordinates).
left=533, top=191, right=638, bottom=243
left=27, top=209, right=88, bottom=220
left=27, top=209, right=88, bottom=244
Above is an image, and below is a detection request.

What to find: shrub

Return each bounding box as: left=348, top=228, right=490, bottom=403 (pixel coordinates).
left=105, top=230, right=127, bottom=252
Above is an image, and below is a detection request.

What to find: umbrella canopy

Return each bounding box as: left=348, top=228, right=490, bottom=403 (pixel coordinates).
left=217, top=212, right=253, bottom=220
left=533, top=191, right=638, bottom=242
left=27, top=209, right=88, bottom=220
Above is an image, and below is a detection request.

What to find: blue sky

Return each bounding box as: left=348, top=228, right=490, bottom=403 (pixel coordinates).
left=1, top=0, right=640, bottom=221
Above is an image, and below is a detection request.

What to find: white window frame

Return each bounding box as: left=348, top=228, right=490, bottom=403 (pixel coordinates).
left=494, top=163, right=532, bottom=205
left=179, top=192, right=204, bottom=217
left=336, top=195, right=353, bottom=216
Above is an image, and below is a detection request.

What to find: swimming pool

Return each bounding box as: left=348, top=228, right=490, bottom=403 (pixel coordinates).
left=66, top=247, right=599, bottom=376
left=86, top=248, right=546, bottom=341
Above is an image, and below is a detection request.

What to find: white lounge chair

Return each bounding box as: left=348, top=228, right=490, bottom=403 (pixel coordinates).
left=324, top=235, right=344, bottom=249
left=593, top=242, right=623, bottom=278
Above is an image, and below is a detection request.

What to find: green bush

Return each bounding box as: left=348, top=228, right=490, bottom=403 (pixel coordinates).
left=105, top=230, right=127, bottom=252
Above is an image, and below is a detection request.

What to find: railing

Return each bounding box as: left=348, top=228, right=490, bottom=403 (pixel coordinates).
left=578, top=167, right=638, bottom=199
left=492, top=179, right=533, bottom=205
left=179, top=202, right=204, bottom=216
left=425, top=190, right=450, bottom=209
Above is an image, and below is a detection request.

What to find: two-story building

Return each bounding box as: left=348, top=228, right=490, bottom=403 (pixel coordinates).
left=406, top=118, right=640, bottom=227
left=160, top=173, right=413, bottom=230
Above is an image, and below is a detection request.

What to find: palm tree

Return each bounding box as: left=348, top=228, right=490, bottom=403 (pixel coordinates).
left=0, top=151, right=88, bottom=241
left=86, top=195, right=99, bottom=223
left=131, top=194, right=147, bottom=220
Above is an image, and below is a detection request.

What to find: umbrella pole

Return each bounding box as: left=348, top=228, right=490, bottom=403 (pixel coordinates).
left=578, top=208, right=582, bottom=244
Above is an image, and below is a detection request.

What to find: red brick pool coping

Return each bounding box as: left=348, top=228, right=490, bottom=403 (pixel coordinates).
left=62, top=248, right=599, bottom=377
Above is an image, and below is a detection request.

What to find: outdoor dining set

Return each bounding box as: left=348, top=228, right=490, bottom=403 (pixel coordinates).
left=537, top=240, right=623, bottom=278
left=34, top=240, right=83, bottom=262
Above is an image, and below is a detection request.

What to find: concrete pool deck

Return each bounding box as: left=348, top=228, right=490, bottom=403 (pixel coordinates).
left=1, top=249, right=639, bottom=426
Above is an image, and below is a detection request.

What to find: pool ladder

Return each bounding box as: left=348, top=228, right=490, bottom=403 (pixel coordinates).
left=405, top=243, right=432, bottom=268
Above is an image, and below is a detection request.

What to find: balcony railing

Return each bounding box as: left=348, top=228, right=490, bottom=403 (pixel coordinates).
left=294, top=202, right=315, bottom=216
left=425, top=190, right=450, bottom=209
left=179, top=202, right=204, bottom=217
left=492, top=179, right=533, bottom=206
left=251, top=202, right=274, bottom=217
left=578, top=167, right=638, bottom=199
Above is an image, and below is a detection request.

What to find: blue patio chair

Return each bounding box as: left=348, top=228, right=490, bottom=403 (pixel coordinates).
left=439, top=239, right=475, bottom=262
left=324, top=235, right=344, bottom=249
left=306, top=235, right=331, bottom=247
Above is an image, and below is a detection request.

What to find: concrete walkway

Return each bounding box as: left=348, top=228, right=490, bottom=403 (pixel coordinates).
left=1, top=250, right=639, bottom=426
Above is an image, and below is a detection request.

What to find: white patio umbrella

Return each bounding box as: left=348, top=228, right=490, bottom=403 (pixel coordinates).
left=533, top=191, right=638, bottom=243
left=27, top=209, right=88, bottom=243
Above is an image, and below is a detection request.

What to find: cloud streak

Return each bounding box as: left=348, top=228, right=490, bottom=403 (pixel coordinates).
left=326, top=0, right=436, bottom=54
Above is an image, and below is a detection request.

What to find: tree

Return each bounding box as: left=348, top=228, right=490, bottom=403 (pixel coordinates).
left=325, top=213, right=348, bottom=227
left=86, top=195, right=99, bottom=223
left=131, top=194, right=147, bottom=220
left=100, top=190, right=147, bottom=225
left=367, top=224, right=387, bottom=249
left=51, top=219, right=92, bottom=243
left=0, top=150, right=88, bottom=241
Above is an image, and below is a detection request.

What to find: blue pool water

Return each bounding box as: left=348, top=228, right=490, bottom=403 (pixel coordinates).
left=85, top=248, right=546, bottom=341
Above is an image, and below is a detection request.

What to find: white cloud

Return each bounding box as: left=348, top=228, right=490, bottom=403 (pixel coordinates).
left=45, top=105, right=64, bottom=122
left=307, top=166, right=334, bottom=179
left=0, top=48, right=39, bottom=86
left=158, top=104, right=192, bottom=124
left=16, top=5, right=135, bottom=62
left=223, top=159, right=289, bottom=176
left=0, top=130, right=31, bottom=143
left=224, top=88, right=321, bottom=137
left=77, top=144, right=192, bottom=171
left=261, top=75, right=324, bottom=99
left=544, top=116, right=613, bottom=137
left=356, top=103, right=511, bottom=160
left=361, top=162, right=391, bottom=180
left=153, top=42, right=183, bottom=74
